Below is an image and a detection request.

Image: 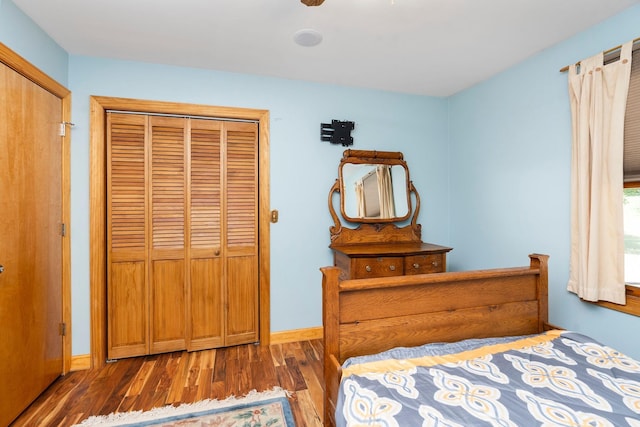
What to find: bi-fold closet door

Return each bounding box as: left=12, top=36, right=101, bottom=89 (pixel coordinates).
left=107, top=112, right=258, bottom=359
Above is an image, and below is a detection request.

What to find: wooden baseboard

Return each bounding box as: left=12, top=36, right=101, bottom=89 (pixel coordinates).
left=270, top=326, right=323, bottom=344
left=68, top=327, right=324, bottom=371
left=70, top=354, right=91, bottom=371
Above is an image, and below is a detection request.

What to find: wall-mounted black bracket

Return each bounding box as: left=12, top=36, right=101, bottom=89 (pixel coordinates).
left=321, top=120, right=355, bottom=147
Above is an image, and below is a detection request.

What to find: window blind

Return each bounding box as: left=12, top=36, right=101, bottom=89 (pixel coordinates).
left=625, top=49, right=640, bottom=181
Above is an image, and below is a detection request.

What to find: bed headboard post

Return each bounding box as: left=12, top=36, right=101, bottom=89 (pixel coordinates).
left=529, top=253, right=549, bottom=332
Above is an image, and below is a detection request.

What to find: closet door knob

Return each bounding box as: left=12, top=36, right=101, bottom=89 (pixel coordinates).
left=0, top=265, right=4, bottom=273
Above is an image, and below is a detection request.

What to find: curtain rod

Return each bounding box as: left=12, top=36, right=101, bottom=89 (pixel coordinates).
left=559, top=37, right=640, bottom=73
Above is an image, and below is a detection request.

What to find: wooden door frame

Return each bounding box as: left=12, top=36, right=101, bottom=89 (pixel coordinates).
left=89, top=96, right=270, bottom=368
left=0, top=43, right=72, bottom=373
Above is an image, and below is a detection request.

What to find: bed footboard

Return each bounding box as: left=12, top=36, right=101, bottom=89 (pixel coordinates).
left=320, top=253, right=549, bottom=427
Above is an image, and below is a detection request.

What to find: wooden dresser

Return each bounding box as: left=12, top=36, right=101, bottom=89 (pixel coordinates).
left=331, top=242, right=452, bottom=279
left=327, top=149, right=452, bottom=280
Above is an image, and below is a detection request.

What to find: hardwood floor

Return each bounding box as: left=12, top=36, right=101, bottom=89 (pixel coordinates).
left=11, top=339, right=324, bottom=427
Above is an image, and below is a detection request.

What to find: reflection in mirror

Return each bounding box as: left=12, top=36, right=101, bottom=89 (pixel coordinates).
left=342, top=163, right=409, bottom=219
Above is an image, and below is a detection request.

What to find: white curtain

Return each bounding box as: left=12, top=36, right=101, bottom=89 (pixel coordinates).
left=567, top=41, right=633, bottom=304
left=376, top=165, right=395, bottom=219
left=355, top=181, right=365, bottom=218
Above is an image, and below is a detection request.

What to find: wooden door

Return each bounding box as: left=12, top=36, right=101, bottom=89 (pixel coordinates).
left=189, top=120, right=259, bottom=348
left=224, top=122, right=259, bottom=345
left=0, top=62, right=63, bottom=425
left=148, top=116, right=187, bottom=354
left=107, top=113, right=148, bottom=359
left=107, top=114, right=259, bottom=358
left=187, top=119, right=224, bottom=351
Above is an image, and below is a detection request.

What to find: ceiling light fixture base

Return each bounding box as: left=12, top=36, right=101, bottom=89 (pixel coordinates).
left=293, top=29, right=323, bottom=47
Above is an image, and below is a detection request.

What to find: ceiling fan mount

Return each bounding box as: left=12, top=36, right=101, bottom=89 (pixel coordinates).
left=301, top=0, right=325, bottom=6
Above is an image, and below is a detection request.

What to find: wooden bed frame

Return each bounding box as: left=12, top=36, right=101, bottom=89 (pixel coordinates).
left=320, top=253, right=550, bottom=427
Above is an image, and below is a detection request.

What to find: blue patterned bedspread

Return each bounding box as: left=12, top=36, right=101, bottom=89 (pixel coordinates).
left=336, top=330, right=640, bottom=426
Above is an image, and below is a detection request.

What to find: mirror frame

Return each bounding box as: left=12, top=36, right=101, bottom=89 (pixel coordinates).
left=328, top=149, right=422, bottom=245
left=337, top=150, right=412, bottom=223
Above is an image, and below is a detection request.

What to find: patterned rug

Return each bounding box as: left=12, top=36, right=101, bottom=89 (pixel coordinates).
left=74, top=388, right=295, bottom=426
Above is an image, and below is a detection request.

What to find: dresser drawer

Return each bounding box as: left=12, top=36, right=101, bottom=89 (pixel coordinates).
left=352, top=257, right=403, bottom=278
left=404, top=254, right=444, bottom=274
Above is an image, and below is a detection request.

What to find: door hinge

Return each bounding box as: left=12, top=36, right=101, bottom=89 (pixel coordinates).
left=59, top=322, right=67, bottom=336
left=59, top=121, right=75, bottom=137
left=61, top=223, right=66, bottom=237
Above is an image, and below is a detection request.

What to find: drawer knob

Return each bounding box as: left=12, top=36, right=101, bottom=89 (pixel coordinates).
left=389, top=265, right=396, bottom=271
left=413, top=263, right=420, bottom=269
left=365, top=265, right=372, bottom=272
left=432, top=261, right=439, bottom=267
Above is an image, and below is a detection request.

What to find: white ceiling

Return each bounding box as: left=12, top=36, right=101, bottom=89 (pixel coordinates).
left=12, top=0, right=640, bottom=96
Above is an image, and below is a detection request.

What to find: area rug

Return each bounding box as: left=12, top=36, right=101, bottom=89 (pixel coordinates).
left=74, top=387, right=294, bottom=427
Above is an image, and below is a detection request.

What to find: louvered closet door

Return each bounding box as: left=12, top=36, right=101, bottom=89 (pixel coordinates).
left=187, top=119, right=224, bottom=351
left=107, top=114, right=259, bottom=358
left=107, top=114, right=189, bottom=357
left=224, top=121, right=259, bottom=345
left=149, top=116, right=187, bottom=354
left=107, top=113, right=149, bottom=359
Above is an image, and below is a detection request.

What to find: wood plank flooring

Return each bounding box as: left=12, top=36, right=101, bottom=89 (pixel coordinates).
left=11, top=339, right=324, bottom=427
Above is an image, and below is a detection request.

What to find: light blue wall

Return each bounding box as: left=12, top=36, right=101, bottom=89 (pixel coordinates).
left=0, top=0, right=68, bottom=85
left=4, top=0, right=640, bottom=360
left=449, top=4, right=640, bottom=359
left=68, top=56, right=450, bottom=354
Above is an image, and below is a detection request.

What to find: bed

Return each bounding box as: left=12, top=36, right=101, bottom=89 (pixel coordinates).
left=321, top=253, right=640, bottom=426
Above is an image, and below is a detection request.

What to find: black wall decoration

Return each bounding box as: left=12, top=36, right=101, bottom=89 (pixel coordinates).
left=321, top=120, right=355, bottom=147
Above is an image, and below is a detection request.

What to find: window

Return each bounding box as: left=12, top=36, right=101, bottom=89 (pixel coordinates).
left=601, top=180, right=640, bottom=312
left=624, top=183, right=640, bottom=286
left=599, top=45, right=640, bottom=314
left=624, top=46, right=640, bottom=290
